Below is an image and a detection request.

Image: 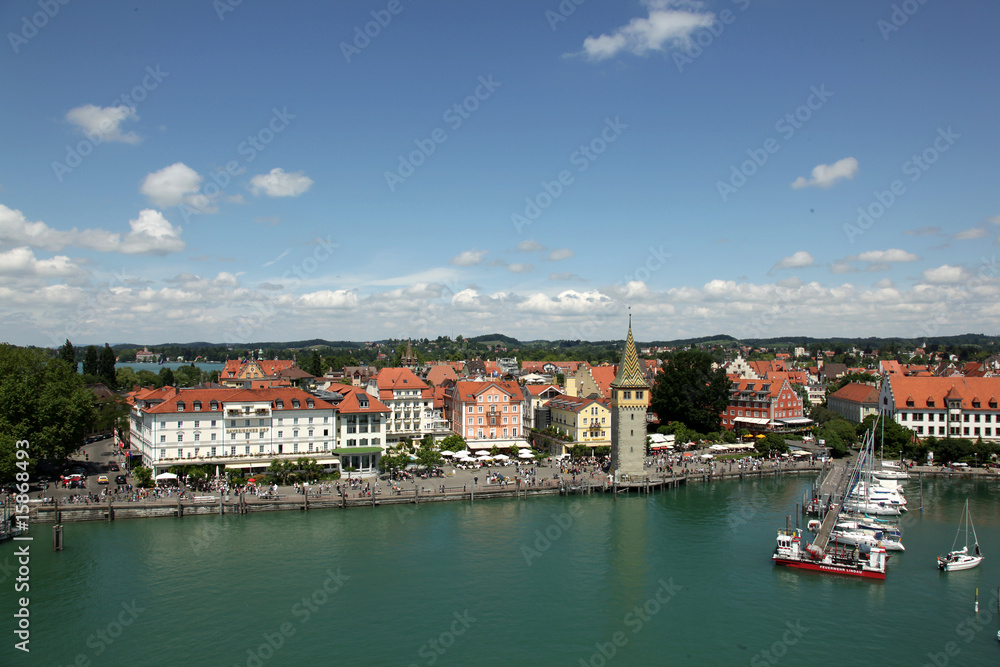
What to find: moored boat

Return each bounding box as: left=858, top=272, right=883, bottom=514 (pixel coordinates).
left=773, top=529, right=887, bottom=580
left=937, top=499, right=983, bottom=571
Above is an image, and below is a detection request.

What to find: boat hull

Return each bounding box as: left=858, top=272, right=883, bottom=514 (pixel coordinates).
left=938, top=556, right=983, bottom=572
left=773, top=556, right=886, bottom=580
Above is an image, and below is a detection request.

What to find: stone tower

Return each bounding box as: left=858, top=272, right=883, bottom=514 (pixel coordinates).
left=610, top=317, right=650, bottom=482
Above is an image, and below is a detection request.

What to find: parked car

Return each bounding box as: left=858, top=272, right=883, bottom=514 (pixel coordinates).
left=115, top=475, right=127, bottom=485
left=97, top=475, right=109, bottom=484
left=107, top=462, right=119, bottom=471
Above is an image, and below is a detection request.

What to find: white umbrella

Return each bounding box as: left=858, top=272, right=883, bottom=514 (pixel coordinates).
left=518, top=448, right=533, bottom=454
left=518, top=452, right=534, bottom=459
left=494, top=454, right=509, bottom=461
left=440, top=451, right=455, bottom=457
left=478, top=454, right=493, bottom=461
left=155, top=472, right=178, bottom=480
left=476, top=451, right=492, bottom=457
left=454, top=450, right=471, bottom=458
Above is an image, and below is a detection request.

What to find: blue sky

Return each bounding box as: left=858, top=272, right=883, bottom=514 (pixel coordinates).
left=1, top=0, right=998, bottom=347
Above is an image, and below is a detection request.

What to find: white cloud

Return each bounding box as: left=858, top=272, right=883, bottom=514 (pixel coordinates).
left=0, top=246, right=80, bottom=277
left=0, top=203, right=183, bottom=255
left=849, top=248, right=919, bottom=263
left=140, top=163, right=203, bottom=208
left=507, top=263, right=533, bottom=273
left=518, top=290, right=612, bottom=314
left=920, top=264, right=966, bottom=284
left=249, top=168, right=314, bottom=197
left=297, top=289, right=357, bottom=309
left=576, top=0, right=715, bottom=61
left=547, top=248, right=575, bottom=261
left=791, top=157, right=858, bottom=189
left=771, top=251, right=815, bottom=272
left=953, top=228, right=987, bottom=240
left=906, top=226, right=943, bottom=237
left=516, top=239, right=545, bottom=252
left=450, top=250, right=487, bottom=266
left=118, top=209, right=186, bottom=255
left=65, top=104, right=140, bottom=144
left=550, top=272, right=583, bottom=281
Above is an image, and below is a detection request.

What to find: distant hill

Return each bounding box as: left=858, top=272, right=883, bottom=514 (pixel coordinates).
left=467, top=333, right=521, bottom=346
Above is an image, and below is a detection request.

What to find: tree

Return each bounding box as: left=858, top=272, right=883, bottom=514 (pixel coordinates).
left=99, top=343, right=117, bottom=389
left=295, top=457, right=323, bottom=482
left=651, top=350, right=730, bottom=434
left=415, top=440, right=442, bottom=471
left=116, top=367, right=141, bottom=391
left=0, top=345, right=97, bottom=481
left=83, top=345, right=99, bottom=377
left=378, top=446, right=409, bottom=477
left=855, top=415, right=912, bottom=458
left=439, top=434, right=466, bottom=451
left=306, top=350, right=323, bottom=377
left=133, top=465, right=153, bottom=488
left=159, top=367, right=175, bottom=388
left=756, top=433, right=788, bottom=457
left=59, top=339, right=76, bottom=368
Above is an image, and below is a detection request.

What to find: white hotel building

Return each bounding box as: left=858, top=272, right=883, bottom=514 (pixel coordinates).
left=128, top=386, right=342, bottom=475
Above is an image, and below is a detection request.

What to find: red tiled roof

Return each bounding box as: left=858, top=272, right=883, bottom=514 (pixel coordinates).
left=140, top=386, right=334, bottom=414
left=327, top=385, right=390, bottom=414
left=546, top=395, right=610, bottom=414
left=887, top=376, right=1000, bottom=410
left=828, top=382, right=879, bottom=404
left=373, top=367, right=431, bottom=399
left=425, top=365, right=459, bottom=387
left=524, top=384, right=562, bottom=396
left=449, top=380, right=524, bottom=402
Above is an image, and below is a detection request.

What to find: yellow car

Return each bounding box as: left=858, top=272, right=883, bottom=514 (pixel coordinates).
left=97, top=475, right=109, bottom=484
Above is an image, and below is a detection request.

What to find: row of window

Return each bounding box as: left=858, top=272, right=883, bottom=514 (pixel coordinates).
left=162, top=429, right=331, bottom=443
left=910, top=426, right=994, bottom=437
left=157, top=442, right=328, bottom=459
left=466, top=416, right=519, bottom=425
left=176, top=398, right=314, bottom=412
left=464, top=428, right=518, bottom=438
left=341, top=438, right=382, bottom=447
left=900, top=412, right=994, bottom=423
left=466, top=404, right=519, bottom=413
left=162, top=416, right=331, bottom=429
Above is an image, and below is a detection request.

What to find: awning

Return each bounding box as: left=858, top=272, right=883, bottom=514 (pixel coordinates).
left=778, top=417, right=813, bottom=425
left=734, top=417, right=770, bottom=425
left=331, top=447, right=383, bottom=455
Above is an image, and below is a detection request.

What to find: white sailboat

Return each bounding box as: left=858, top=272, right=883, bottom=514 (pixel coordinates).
left=937, top=499, right=983, bottom=571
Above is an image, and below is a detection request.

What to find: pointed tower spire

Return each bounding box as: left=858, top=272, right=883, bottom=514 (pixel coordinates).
left=610, top=313, right=649, bottom=389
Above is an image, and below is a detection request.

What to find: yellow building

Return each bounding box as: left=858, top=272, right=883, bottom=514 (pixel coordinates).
left=546, top=395, right=612, bottom=450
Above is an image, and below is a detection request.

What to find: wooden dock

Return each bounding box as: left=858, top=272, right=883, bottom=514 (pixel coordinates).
left=809, top=463, right=853, bottom=552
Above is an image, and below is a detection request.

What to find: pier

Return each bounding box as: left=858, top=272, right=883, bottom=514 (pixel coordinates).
left=808, top=461, right=854, bottom=552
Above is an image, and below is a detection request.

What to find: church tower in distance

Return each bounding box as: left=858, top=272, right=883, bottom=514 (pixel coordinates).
left=610, top=316, right=650, bottom=482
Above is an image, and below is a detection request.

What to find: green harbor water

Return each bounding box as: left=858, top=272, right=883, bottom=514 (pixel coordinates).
left=3, top=475, right=999, bottom=666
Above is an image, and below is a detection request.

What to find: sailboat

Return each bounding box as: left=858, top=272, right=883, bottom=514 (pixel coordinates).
left=937, top=499, right=983, bottom=571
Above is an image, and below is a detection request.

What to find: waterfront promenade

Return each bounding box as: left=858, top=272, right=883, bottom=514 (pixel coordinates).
left=9, top=437, right=998, bottom=527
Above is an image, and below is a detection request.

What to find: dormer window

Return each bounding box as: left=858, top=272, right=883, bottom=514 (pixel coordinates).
left=292, top=400, right=300, bottom=409
left=972, top=400, right=980, bottom=408
left=210, top=401, right=218, bottom=411
left=990, top=400, right=998, bottom=409
left=926, top=399, right=935, bottom=408
left=276, top=400, right=283, bottom=409
left=307, top=400, right=314, bottom=409
left=177, top=401, right=185, bottom=412
left=193, top=401, right=201, bottom=412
